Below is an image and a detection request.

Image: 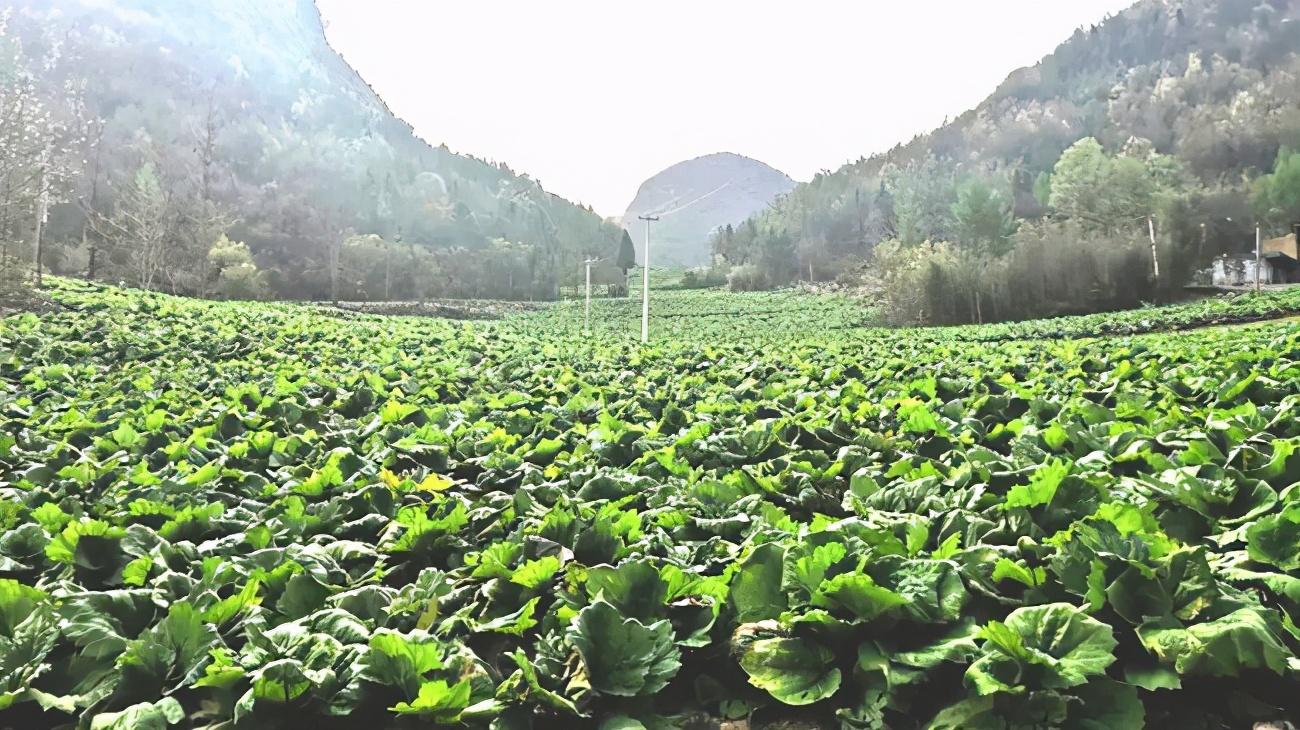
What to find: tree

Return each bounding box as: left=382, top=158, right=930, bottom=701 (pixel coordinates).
left=103, top=161, right=170, bottom=290
left=1253, top=148, right=1300, bottom=235
left=755, top=228, right=796, bottom=285
left=952, top=179, right=1017, bottom=258
left=951, top=178, right=1018, bottom=323
left=887, top=158, right=957, bottom=245
left=207, top=235, right=267, bottom=299
left=616, top=230, right=636, bottom=273
left=1047, top=138, right=1113, bottom=228
left=0, top=14, right=85, bottom=285
left=1048, top=137, right=1189, bottom=233
left=614, top=230, right=637, bottom=297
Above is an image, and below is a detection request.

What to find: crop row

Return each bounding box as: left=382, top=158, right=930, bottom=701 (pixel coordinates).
left=1, top=282, right=1300, bottom=728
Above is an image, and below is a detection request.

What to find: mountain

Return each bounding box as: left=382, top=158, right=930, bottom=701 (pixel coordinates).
left=5, top=0, right=624, bottom=300
left=717, top=0, right=1300, bottom=289
left=621, top=153, right=796, bottom=267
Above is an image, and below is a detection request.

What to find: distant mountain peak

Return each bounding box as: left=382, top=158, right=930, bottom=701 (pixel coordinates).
left=622, top=153, right=795, bottom=266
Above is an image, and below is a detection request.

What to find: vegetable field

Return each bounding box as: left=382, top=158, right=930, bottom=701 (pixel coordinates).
left=5, top=281, right=1300, bottom=728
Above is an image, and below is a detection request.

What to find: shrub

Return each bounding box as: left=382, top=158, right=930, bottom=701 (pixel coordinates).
left=726, top=264, right=769, bottom=292
left=680, top=267, right=726, bottom=289
left=208, top=236, right=269, bottom=300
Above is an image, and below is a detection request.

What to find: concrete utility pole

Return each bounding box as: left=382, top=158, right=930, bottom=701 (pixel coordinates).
left=637, top=215, right=659, bottom=343
left=1256, top=225, right=1263, bottom=294
left=1147, top=216, right=1160, bottom=285
left=583, top=257, right=599, bottom=332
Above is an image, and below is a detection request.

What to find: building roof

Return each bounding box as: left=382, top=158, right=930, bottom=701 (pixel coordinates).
left=1263, top=233, right=1298, bottom=260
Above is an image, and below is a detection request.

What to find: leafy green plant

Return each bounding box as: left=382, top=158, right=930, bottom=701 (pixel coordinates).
left=0, top=279, right=1299, bottom=727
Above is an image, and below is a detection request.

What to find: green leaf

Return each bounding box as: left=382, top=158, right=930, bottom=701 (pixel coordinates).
left=572, top=599, right=681, bottom=697
left=787, top=541, right=848, bottom=597
left=1003, top=459, right=1069, bottom=509
left=0, top=580, right=47, bottom=635
left=118, top=601, right=217, bottom=691
left=738, top=637, right=841, bottom=706
left=895, top=620, right=981, bottom=670
left=251, top=658, right=312, bottom=703
left=468, top=541, right=521, bottom=580
left=510, top=556, right=562, bottom=590
left=599, top=716, right=647, bottom=730
left=1136, top=607, right=1290, bottom=676
left=390, top=679, right=473, bottom=721
left=59, top=598, right=129, bottom=660
left=89, top=697, right=184, bottom=730
left=362, top=629, right=449, bottom=698
left=967, top=603, right=1117, bottom=695
left=886, top=558, right=968, bottom=623
left=992, top=558, right=1045, bottom=587
left=729, top=543, right=787, bottom=623
left=502, top=649, right=578, bottom=714
left=472, top=597, right=540, bottom=636
left=811, top=572, right=909, bottom=621
left=111, top=422, right=141, bottom=449
left=202, top=579, right=262, bottom=625
left=193, top=647, right=246, bottom=689
left=1070, top=679, right=1146, bottom=730
left=586, top=560, right=667, bottom=620
left=1246, top=501, right=1300, bottom=571
left=1122, top=663, right=1181, bottom=691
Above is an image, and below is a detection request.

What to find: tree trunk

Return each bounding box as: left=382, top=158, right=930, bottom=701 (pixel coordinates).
left=32, top=199, right=45, bottom=289
left=32, top=163, right=46, bottom=288
left=84, top=222, right=96, bottom=280
left=383, top=243, right=392, bottom=302
left=329, top=239, right=340, bottom=305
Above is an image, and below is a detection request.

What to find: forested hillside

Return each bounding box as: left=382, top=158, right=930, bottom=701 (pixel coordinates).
left=715, top=0, right=1300, bottom=321
left=0, top=0, right=624, bottom=301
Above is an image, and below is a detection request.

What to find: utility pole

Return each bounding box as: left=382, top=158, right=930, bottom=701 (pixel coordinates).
left=1256, top=225, right=1262, bottom=294
left=637, top=215, right=659, bottom=343
left=583, top=257, right=599, bottom=332
left=1146, top=216, right=1160, bottom=286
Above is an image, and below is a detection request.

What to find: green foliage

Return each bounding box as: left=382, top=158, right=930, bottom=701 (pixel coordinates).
left=889, top=157, right=957, bottom=246
left=966, top=604, right=1117, bottom=694
left=6, top=2, right=626, bottom=301
left=713, top=0, right=1296, bottom=303
left=737, top=636, right=840, bottom=705
left=724, top=263, right=769, bottom=292
left=3, top=279, right=1300, bottom=727
left=1048, top=138, right=1190, bottom=233
left=617, top=231, right=638, bottom=272
left=207, top=236, right=269, bottom=300
left=951, top=178, right=1017, bottom=258
left=572, top=600, right=681, bottom=697
left=1253, top=147, right=1300, bottom=234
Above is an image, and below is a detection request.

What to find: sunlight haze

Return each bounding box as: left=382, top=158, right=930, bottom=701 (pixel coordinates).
left=317, top=0, right=1137, bottom=217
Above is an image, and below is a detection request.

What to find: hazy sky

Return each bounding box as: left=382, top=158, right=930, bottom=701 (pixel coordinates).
left=316, top=0, right=1135, bottom=218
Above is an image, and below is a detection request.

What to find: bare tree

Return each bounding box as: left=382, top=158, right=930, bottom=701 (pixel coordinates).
left=96, top=161, right=171, bottom=290
left=0, top=12, right=87, bottom=285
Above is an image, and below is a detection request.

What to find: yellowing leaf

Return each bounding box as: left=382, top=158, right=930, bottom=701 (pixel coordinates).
left=417, top=473, right=453, bottom=493
left=380, top=468, right=403, bottom=489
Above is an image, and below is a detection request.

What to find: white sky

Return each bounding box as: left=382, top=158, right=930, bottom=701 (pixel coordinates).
left=316, top=0, right=1135, bottom=218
